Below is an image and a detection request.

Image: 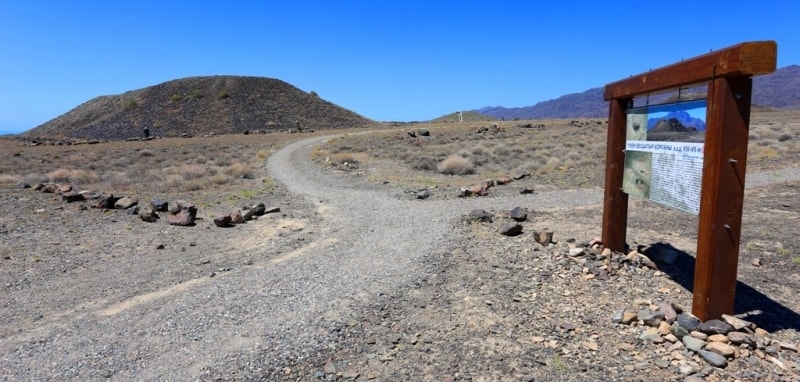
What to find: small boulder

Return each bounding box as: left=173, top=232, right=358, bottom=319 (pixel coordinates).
left=150, top=199, right=169, bottom=212
left=658, top=302, right=678, bottom=324
left=115, top=197, right=138, bottom=210
left=495, top=175, right=513, bottom=185
left=213, top=215, right=232, bottom=227
left=499, top=223, right=523, bottom=237
left=677, top=313, right=702, bottom=332
left=16, top=181, right=31, bottom=189
left=682, top=335, right=706, bottom=352
left=467, top=209, right=493, bottom=223
left=92, top=194, right=118, bottom=209
left=509, top=207, right=528, bottom=222
left=126, top=205, right=140, bottom=215
left=230, top=211, right=245, bottom=225
left=252, top=202, right=267, bottom=216
left=696, top=319, right=734, bottom=335
left=416, top=189, right=431, bottom=200
left=167, top=205, right=197, bottom=226
left=61, top=191, right=85, bottom=203
left=698, top=349, right=728, bottom=368
left=533, top=230, right=553, bottom=245
left=241, top=207, right=255, bottom=222
left=139, top=207, right=159, bottom=222
left=721, top=314, right=754, bottom=331
left=57, top=184, right=73, bottom=194
left=417, top=128, right=430, bottom=137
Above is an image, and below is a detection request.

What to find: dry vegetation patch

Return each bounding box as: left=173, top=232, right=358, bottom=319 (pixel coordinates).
left=0, top=132, right=330, bottom=210
left=310, top=111, right=800, bottom=194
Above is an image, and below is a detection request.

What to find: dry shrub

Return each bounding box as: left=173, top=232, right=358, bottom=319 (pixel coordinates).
left=256, top=150, right=270, bottom=159
left=0, top=174, right=22, bottom=184
left=227, top=162, right=253, bottom=179
left=47, top=168, right=100, bottom=185
left=138, top=150, right=155, bottom=157
left=438, top=155, right=474, bottom=175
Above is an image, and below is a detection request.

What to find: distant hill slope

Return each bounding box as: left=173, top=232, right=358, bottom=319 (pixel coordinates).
left=25, top=76, right=374, bottom=140
left=475, top=65, right=800, bottom=120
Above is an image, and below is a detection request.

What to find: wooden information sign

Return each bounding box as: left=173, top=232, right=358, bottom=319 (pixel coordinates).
left=601, top=41, right=777, bottom=321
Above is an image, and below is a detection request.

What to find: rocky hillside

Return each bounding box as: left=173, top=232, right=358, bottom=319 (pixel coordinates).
left=476, top=65, right=800, bottom=120
left=24, top=76, right=374, bottom=140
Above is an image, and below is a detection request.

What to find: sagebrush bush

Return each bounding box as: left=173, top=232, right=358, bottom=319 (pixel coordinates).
left=47, top=168, right=100, bottom=185
left=438, top=155, right=474, bottom=175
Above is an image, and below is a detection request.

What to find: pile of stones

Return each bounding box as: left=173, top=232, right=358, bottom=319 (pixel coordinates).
left=457, top=173, right=532, bottom=198
left=18, top=181, right=278, bottom=228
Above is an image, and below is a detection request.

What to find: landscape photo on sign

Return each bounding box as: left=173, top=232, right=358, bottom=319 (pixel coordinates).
left=622, top=100, right=707, bottom=214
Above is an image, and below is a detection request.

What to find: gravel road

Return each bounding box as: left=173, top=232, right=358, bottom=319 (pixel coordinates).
left=2, top=133, right=798, bottom=380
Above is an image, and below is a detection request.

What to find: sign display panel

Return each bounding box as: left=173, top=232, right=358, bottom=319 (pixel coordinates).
left=622, top=100, right=707, bottom=214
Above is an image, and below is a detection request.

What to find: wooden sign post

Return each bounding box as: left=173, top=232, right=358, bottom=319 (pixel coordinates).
left=601, top=41, right=777, bottom=321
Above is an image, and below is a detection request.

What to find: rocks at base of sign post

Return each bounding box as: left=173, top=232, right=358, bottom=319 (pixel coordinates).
left=613, top=296, right=799, bottom=372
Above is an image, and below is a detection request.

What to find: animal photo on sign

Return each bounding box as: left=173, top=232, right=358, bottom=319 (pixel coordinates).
left=622, top=150, right=652, bottom=198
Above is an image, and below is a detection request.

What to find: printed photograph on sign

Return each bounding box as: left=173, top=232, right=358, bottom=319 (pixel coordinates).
left=645, top=99, right=706, bottom=143
left=623, top=100, right=707, bottom=214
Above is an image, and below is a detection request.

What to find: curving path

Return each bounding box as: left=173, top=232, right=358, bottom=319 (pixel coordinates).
left=2, top=133, right=798, bottom=380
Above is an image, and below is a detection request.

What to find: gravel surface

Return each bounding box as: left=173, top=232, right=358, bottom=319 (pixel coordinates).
left=2, top=133, right=799, bottom=381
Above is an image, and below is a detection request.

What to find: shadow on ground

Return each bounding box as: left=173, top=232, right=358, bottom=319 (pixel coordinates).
left=645, top=242, right=800, bottom=332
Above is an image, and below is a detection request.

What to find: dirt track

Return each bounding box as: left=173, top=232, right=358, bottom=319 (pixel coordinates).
left=2, top=134, right=799, bottom=381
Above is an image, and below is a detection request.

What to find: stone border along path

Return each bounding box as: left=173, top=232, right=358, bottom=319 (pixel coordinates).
left=4, top=133, right=799, bottom=380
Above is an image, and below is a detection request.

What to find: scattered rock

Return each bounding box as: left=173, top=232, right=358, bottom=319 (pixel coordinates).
left=499, top=223, right=523, bottom=237
left=520, top=187, right=534, bottom=194
left=230, top=211, right=245, bottom=225
left=167, top=205, right=197, bottom=226
left=509, top=207, right=527, bottom=222
left=92, top=194, right=118, bottom=209
left=115, top=197, right=138, bottom=210
left=622, top=311, right=638, bottom=325
left=495, top=176, right=513, bottom=185
left=683, top=335, right=707, bottom=352
left=658, top=302, right=678, bottom=323
left=639, top=327, right=663, bottom=343
left=214, top=215, right=232, bottom=227
left=533, top=230, right=553, bottom=246
left=139, top=207, right=159, bottom=222
left=241, top=207, right=255, bottom=222
left=638, top=310, right=665, bottom=327
left=704, top=341, right=736, bottom=358
left=727, top=331, right=755, bottom=347
left=416, top=128, right=430, bottom=137
left=677, top=313, right=702, bottom=332
left=698, top=349, right=728, bottom=368
left=126, top=205, right=140, bottom=215
left=721, top=314, right=754, bottom=331
left=252, top=202, right=267, bottom=216
left=16, top=181, right=30, bottom=189
left=150, top=199, right=169, bottom=212
left=60, top=191, right=85, bottom=203
left=467, top=209, right=493, bottom=223
left=696, top=319, right=734, bottom=335
left=568, top=248, right=585, bottom=257
left=416, top=189, right=430, bottom=200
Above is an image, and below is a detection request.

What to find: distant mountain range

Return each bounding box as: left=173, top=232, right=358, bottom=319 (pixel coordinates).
left=475, top=65, right=800, bottom=120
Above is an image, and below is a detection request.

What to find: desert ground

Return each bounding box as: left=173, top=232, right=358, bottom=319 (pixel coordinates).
left=1, top=110, right=799, bottom=381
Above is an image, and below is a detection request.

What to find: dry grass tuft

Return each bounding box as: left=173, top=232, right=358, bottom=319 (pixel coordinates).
left=438, top=155, right=474, bottom=175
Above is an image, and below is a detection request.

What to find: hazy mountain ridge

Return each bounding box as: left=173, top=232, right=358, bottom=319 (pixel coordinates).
left=475, top=65, right=800, bottom=120
left=24, top=76, right=374, bottom=140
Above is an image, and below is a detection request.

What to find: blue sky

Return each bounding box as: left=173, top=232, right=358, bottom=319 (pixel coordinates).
left=1, top=1, right=798, bottom=134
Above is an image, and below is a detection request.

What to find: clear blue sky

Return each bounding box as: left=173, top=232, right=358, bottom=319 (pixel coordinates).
left=1, top=1, right=797, bottom=134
